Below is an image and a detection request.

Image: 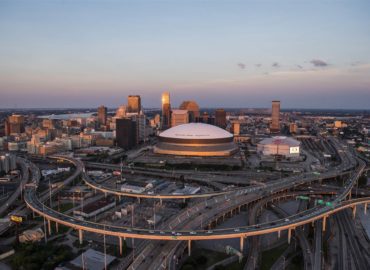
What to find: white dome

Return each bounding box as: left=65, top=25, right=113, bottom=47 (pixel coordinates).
left=159, top=123, right=232, bottom=140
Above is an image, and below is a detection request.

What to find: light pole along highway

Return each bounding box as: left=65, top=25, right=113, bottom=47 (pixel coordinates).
left=23, top=151, right=369, bottom=257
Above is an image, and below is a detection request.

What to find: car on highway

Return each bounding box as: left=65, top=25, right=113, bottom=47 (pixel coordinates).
left=190, top=231, right=197, bottom=235
left=206, top=230, right=213, bottom=234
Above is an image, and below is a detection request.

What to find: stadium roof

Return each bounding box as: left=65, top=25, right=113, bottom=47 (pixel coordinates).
left=159, top=123, right=233, bottom=140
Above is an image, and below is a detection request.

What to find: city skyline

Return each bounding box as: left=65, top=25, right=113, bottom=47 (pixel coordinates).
left=1, top=0, right=370, bottom=109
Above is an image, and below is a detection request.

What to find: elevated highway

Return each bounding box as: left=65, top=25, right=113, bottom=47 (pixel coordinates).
left=22, top=139, right=369, bottom=266
left=24, top=156, right=367, bottom=241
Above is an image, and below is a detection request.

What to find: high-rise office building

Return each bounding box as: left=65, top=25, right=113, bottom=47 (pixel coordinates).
left=5, top=114, right=25, bottom=135
left=116, top=105, right=127, bottom=118
left=97, top=106, right=108, bottom=125
left=129, top=114, right=146, bottom=143
left=270, top=101, right=280, bottom=133
left=127, top=95, right=141, bottom=113
left=161, top=92, right=171, bottom=130
left=171, top=110, right=189, bottom=127
left=116, top=118, right=137, bottom=150
left=179, top=100, right=200, bottom=123
left=215, top=109, right=227, bottom=128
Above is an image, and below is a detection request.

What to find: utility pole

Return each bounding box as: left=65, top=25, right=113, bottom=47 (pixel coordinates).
left=103, top=224, right=107, bottom=270
left=153, top=200, right=156, bottom=230
left=49, top=178, right=52, bottom=207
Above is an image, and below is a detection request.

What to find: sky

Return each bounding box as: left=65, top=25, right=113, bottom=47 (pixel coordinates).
left=0, top=0, right=369, bottom=109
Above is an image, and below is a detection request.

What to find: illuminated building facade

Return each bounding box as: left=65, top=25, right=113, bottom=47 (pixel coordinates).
left=270, top=100, right=280, bottom=133
left=127, top=95, right=141, bottom=113
left=97, top=105, right=107, bottom=125
left=161, top=92, right=171, bottom=130
left=179, top=100, right=200, bottom=122
left=154, top=123, right=238, bottom=156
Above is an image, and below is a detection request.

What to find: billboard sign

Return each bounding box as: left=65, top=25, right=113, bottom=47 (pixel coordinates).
left=10, top=215, right=23, bottom=223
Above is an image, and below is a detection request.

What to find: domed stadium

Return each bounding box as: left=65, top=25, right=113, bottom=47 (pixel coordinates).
left=154, top=123, right=238, bottom=156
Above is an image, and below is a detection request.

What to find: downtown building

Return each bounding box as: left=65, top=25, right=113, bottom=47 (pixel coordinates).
left=161, top=92, right=171, bottom=130
left=116, top=118, right=137, bottom=150
left=97, top=105, right=108, bottom=126
left=127, top=95, right=142, bottom=113
left=179, top=100, right=200, bottom=123
left=215, top=109, right=227, bottom=129
left=270, top=101, right=280, bottom=133
left=171, top=109, right=189, bottom=127
left=5, top=114, right=25, bottom=135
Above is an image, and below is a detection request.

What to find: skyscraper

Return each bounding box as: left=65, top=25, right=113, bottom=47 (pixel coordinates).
left=127, top=95, right=141, bottom=113
left=215, top=109, right=226, bottom=128
left=179, top=100, right=200, bottom=123
left=116, top=118, right=137, bottom=149
left=116, top=105, right=127, bottom=118
left=270, top=100, right=280, bottom=133
left=161, top=92, right=171, bottom=130
left=97, top=105, right=108, bottom=125
left=5, top=114, right=25, bottom=135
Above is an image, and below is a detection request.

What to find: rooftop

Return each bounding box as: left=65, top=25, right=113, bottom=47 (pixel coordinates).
left=159, top=123, right=232, bottom=140
left=258, top=136, right=300, bottom=147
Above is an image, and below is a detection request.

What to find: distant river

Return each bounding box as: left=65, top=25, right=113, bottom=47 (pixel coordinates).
left=38, top=112, right=95, bottom=120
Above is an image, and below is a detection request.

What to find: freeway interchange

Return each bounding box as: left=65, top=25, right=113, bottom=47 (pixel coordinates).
left=19, top=138, right=370, bottom=269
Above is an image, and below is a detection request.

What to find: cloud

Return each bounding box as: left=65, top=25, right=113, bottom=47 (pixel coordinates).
left=272, top=62, right=280, bottom=68
left=255, top=64, right=262, bottom=68
left=310, top=59, right=328, bottom=67
left=297, top=65, right=303, bottom=69
left=237, top=63, right=246, bottom=69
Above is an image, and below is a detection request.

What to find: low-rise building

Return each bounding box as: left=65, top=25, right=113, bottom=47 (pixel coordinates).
left=73, top=197, right=115, bottom=219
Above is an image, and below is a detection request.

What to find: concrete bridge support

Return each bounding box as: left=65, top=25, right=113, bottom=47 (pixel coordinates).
left=352, top=205, right=357, bottom=219
left=79, top=229, right=83, bottom=245
left=323, top=216, right=327, bottom=232
left=277, top=230, right=281, bottom=239
left=188, top=240, right=192, bottom=256
left=55, top=222, right=59, bottom=233
left=47, top=219, right=51, bottom=235
left=240, top=237, right=246, bottom=252
left=119, top=237, right=123, bottom=256
left=365, top=203, right=368, bottom=215
left=288, top=228, right=292, bottom=244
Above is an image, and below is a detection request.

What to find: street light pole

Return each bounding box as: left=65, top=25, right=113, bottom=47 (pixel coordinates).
left=153, top=200, right=156, bottom=230
left=43, top=204, right=47, bottom=243
left=103, top=224, right=107, bottom=270
left=49, top=179, right=52, bottom=207
left=131, top=204, right=135, bottom=260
